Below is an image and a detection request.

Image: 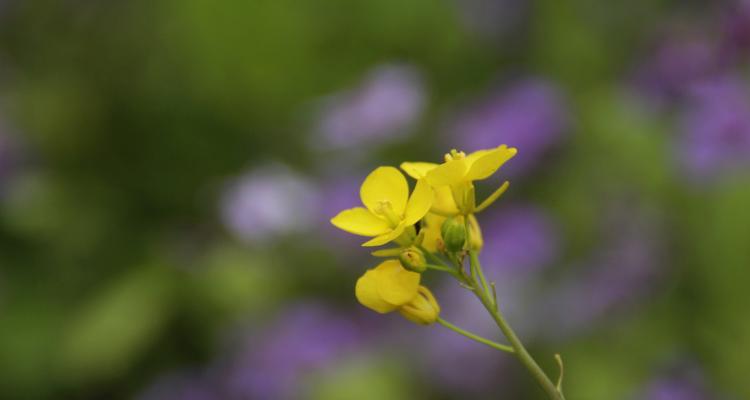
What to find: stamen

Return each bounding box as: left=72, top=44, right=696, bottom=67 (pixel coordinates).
left=445, top=149, right=466, bottom=162
left=376, top=201, right=401, bottom=227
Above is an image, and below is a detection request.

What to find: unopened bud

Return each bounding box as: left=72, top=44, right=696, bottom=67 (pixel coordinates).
left=399, top=247, right=427, bottom=273
left=441, top=216, right=466, bottom=253
left=399, top=286, right=440, bottom=325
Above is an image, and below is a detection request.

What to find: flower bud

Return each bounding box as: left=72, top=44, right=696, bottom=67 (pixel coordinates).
left=399, top=286, right=440, bottom=325
left=399, top=247, right=427, bottom=273
left=441, top=216, right=466, bottom=253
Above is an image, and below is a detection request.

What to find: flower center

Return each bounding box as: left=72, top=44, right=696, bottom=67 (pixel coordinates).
left=444, top=149, right=466, bottom=162
left=376, top=201, right=402, bottom=227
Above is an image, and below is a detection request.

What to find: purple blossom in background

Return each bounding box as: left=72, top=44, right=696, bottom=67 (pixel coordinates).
left=314, top=64, right=425, bottom=150
left=317, top=174, right=367, bottom=249
left=540, top=203, right=666, bottom=337
left=224, top=303, right=364, bottom=400
left=677, top=75, right=750, bottom=182
left=479, top=204, right=560, bottom=278
left=632, top=36, right=718, bottom=102
left=219, top=165, right=320, bottom=244
left=136, top=303, right=368, bottom=400
left=637, top=362, right=715, bottom=400
left=449, top=79, right=570, bottom=176
left=318, top=176, right=361, bottom=222
left=721, top=0, right=750, bottom=61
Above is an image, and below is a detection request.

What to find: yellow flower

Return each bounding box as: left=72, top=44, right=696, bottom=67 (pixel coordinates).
left=401, top=145, right=516, bottom=214
left=331, top=166, right=433, bottom=247
left=400, top=163, right=459, bottom=215
left=355, top=259, right=440, bottom=325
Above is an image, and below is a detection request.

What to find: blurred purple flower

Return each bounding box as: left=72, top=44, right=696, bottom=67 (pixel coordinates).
left=318, top=175, right=361, bottom=225
left=677, top=75, right=750, bottom=182
left=136, top=304, right=369, bottom=400
left=449, top=79, right=570, bottom=176
left=540, top=202, right=666, bottom=337
left=314, top=64, right=425, bottom=150
left=219, top=165, right=319, bottom=244
left=632, top=36, right=718, bottom=102
left=224, top=303, right=364, bottom=400
left=316, top=174, right=367, bottom=249
left=637, top=362, right=715, bottom=400
left=479, top=204, right=560, bottom=278
left=721, top=0, right=750, bottom=62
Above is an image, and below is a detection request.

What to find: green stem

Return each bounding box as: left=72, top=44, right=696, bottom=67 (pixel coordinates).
left=464, top=217, right=493, bottom=306
left=470, top=250, right=494, bottom=309
left=437, top=318, right=514, bottom=354
left=468, top=257, right=564, bottom=400
left=418, top=245, right=450, bottom=268
left=425, top=264, right=460, bottom=278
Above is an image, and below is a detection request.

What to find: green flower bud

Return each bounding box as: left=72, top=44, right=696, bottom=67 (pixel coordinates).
left=441, top=216, right=466, bottom=253
left=399, top=247, right=427, bottom=273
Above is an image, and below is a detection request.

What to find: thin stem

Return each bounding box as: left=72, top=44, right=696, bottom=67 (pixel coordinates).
left=463, top=217, right=493, bottom=306
left=437, top=318, right=514, bottom=354
left=470, top=250, right=494, bottom=309
left=425, top=264, right=460, bottom=279
left=425, top=264, right=454, bottom=273
left=418, top=245, right=450, bottom=268
left=468, top=257, right=564, bottom=400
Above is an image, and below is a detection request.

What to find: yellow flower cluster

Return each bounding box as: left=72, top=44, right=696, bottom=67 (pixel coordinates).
left=330, top=145, right=517, bottom=325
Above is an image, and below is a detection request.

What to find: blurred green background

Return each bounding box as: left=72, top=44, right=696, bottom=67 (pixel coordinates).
left=1, top=0, right=749, bottom=399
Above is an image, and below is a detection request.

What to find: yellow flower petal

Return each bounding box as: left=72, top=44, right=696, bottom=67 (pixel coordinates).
left=400, top=162, right=438, bottom=179
left=425, top=159, right=467, bottom=186
left=361, top=223, right=406, bottom=247
left=464, top=145, right=517, bottom=181
left=355, top=269, right=398, bottom=313
left=420, top=214, right=445, bottom=253
left=432, top=186, right=459, bottom=215
left=374, top=259, right=420, bottom=306
left=330, top=207, right=391, bottom=236
left=360, top=166, right=409, bottom=217
left=403, top=179, right=433, bottom=226
left=423, top=213, right=446, bottom=228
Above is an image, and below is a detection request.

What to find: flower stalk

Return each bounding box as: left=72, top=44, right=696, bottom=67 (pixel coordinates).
left=329, top=145, right=567, bottom=399
left=437, top=317, right=514, bottom=354
left=464, top=248, right=565, bottom=400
